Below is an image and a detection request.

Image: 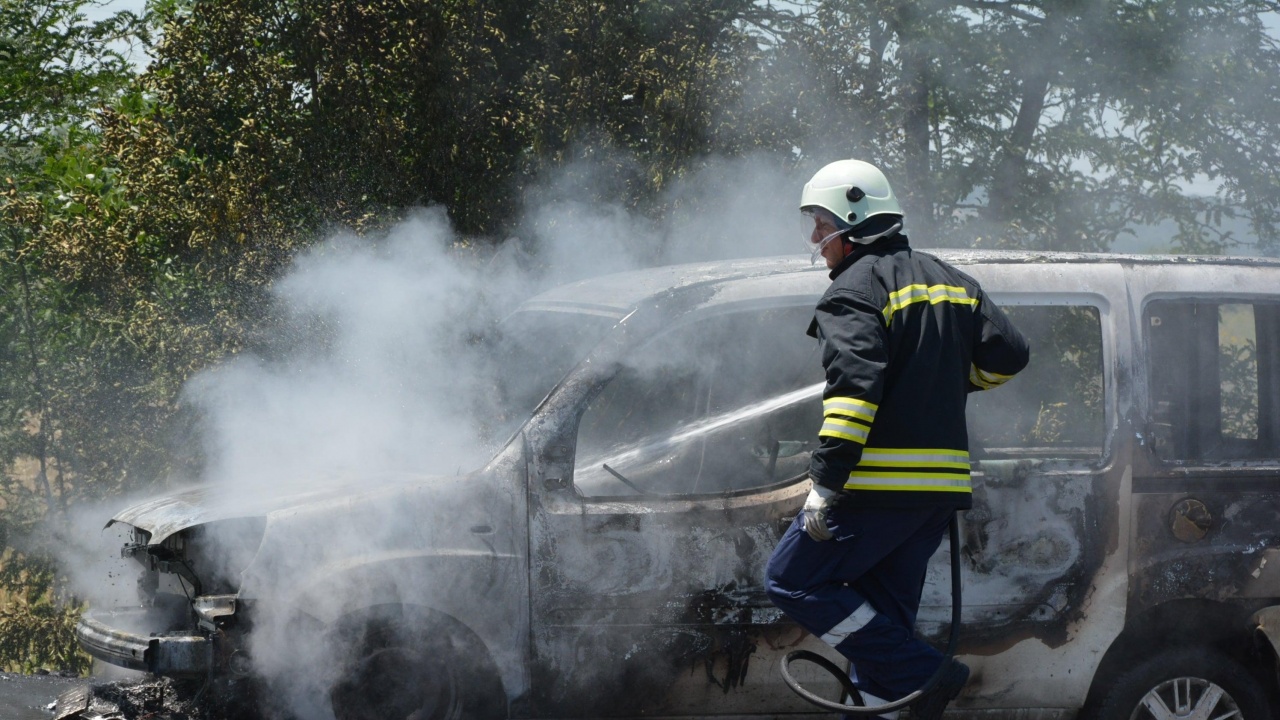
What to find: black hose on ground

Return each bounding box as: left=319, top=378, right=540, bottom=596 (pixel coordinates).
left=779, top=512, right=963, bottom=715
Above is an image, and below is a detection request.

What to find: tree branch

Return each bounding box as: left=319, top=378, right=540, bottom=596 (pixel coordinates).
left=954, top=0, right=1045, bottom=24
left=7, top=229, right=58, bottom=520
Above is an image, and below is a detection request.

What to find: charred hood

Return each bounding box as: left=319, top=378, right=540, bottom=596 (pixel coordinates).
left=107, top=471, right=489, bottom=544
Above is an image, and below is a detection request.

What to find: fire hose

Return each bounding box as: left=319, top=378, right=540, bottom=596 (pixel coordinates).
left=779, top=512, right=963, bottom=715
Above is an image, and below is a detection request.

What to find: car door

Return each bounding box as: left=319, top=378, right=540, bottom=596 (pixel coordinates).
left=1133, top=295, right=1280, bottom=608
left=524, top=301, right=849, bottom=717
left=941, top=291, right=1129, bottom=709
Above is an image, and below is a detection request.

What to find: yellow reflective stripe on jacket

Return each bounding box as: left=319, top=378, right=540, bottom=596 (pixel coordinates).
left=882, top=284, right=977, bottom=326
left=820, top=417, right=870, bottom=444
left=844, top=447, right=972, bottom=492
left=856, top=448, right=970, bottom=469
left=849, top=474, right=967, bottom=489
left=970, top=364, right=1015, bottom=389
left=824, top=396, right=878, bottom=423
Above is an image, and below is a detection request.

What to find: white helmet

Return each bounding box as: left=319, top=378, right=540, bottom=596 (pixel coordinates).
left=800, top=160, right=903, bottom=245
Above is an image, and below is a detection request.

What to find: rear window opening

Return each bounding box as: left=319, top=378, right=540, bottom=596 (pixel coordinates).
left=967, top=304, right=1106, bottom=464
left=1146, top=299, right=1280, bottom=462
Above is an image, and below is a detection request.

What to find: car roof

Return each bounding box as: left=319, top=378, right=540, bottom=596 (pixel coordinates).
left=518, top=257, right=820, bottom=318
left=518, top=249, right=1280, bottom=317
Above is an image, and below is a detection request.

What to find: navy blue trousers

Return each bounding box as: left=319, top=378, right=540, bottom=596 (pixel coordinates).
left=764, top=503, right=953, bottom=711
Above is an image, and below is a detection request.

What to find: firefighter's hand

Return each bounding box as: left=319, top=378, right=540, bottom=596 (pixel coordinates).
left=802, top=484, right=838, bottom=542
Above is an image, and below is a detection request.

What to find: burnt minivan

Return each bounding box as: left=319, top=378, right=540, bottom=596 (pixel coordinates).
left=77, top=251, right=1280, bottom=719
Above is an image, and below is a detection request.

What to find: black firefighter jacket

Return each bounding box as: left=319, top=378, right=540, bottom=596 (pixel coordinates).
left=806, top=235, right=1030, bottom=509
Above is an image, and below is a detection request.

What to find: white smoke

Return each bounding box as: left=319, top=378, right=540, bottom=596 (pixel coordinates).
left=183, top=155, right=798, bottom=495
left=140, top=152, right=803, bottom=717
left=186, top=209, right=500, bottom=490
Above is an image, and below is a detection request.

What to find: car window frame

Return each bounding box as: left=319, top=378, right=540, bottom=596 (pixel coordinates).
left=568, top=298, right=825, bottom=502
left=977, top=291, right=1116, bottom=471
left=1140, top=292, right=1280, bottom=468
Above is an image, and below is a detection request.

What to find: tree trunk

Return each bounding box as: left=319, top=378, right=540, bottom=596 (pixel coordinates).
left=10, top=231, right=58, bottom=518
left=988, top=1, right=1070, bottom=228
left=889, top=3, right=935, bottom=232
left=988, top=30, right=1054, bottom=224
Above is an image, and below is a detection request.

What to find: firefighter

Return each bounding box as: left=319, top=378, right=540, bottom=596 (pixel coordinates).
left=765, top=159, right=1030, bottom=720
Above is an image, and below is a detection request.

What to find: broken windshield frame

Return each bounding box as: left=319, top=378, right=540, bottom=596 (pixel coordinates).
left=483, top=307, right=620, bottom=445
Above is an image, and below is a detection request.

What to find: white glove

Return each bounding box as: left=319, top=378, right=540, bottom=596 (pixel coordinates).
left=802, top=484, right=839, bottom=542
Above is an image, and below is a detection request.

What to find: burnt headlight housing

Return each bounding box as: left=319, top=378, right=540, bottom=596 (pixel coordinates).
left=120, top=518, right=267, bottom=600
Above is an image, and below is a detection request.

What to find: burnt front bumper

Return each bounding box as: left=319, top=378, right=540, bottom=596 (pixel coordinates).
left=76, top=606, right=211, bottom=676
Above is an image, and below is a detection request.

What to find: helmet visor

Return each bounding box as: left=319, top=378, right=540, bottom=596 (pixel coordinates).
left=801, top=208, right=847, bottom=265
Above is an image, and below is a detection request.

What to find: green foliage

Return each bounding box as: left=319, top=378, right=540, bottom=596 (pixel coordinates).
left=1218, top=305, right=1259, bottom=440
left=0, top=0, right=162, bottom=674
left=131, top=0, right=782, bottom=233
left=143, top=0, right=534, bottom=235
left=0, top=553, right=89, bottom=674
left=773, top=0, right=1280, bottom=253
left=519, top=0, right=770, bottom=201
left=0, top=0, right=149, bottom=173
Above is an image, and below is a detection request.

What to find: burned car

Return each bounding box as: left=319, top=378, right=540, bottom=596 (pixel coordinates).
left=78, top=251, right=1280, bottom=719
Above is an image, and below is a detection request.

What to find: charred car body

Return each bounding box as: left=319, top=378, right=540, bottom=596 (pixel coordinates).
left=79, top=251, right=1280, bottom=719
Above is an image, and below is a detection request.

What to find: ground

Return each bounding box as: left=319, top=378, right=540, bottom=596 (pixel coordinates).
left=4, top=671, right=211, bottom=720
left=2, top=671, right=83, bottom=720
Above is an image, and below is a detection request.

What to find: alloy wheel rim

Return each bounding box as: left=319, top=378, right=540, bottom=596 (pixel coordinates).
left=1131, top=676, right=1242, bottom=720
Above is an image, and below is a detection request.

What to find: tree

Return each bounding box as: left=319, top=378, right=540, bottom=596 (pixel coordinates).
left=138, top=0, right=534, bottom=236
left=0, top=0, right=148, bottom=172
left=770, top=0, right=1280, bottom=253
left=0, top=0, right=154, bottom=673
left=517, top=0, right=773, bottom=202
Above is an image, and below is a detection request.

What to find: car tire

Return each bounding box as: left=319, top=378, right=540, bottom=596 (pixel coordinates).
left=1091, top=647, right=1270, bottom=720
left=328, top=605, right=506, bottom=720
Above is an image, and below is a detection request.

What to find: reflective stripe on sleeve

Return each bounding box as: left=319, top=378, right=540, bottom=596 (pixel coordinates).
left=970, top=364, right=1015, bottom=389
left=882, top=284, right=977, bottom=326
left=819, top=417, right=870, bottom=444
left=823, top=396, right=878, bottom=423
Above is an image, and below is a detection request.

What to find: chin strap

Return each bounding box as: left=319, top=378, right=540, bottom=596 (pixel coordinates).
left=810, top=227, right=849, bottom=265
left=810, top=222, right=904, bottom=265
left=851, top=221, right=903, bottom=245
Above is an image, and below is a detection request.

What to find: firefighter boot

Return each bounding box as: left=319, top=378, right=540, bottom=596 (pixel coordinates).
left=910, top=659, right=969, bottom=720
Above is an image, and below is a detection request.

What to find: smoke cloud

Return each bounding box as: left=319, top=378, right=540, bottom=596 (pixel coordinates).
left=59, top=151, right=799, bottom=716
left=183, top=153, right=798, bottom=495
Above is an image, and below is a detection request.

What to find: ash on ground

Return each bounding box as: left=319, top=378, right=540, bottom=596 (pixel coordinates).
left=55, top=677, right=213, bottom=720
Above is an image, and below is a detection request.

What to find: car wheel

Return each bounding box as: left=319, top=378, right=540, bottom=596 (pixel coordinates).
left=328, top=605, right=505, bottom=720
left=1092, top=647, right=1269, bottom=720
